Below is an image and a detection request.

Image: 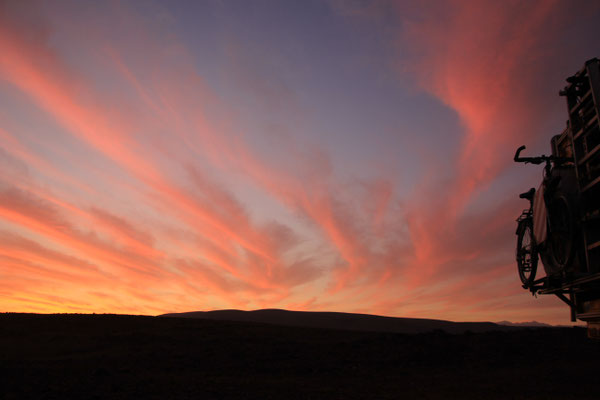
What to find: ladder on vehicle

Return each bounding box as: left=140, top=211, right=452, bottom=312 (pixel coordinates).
left=562, top=58, right=600, bottom=275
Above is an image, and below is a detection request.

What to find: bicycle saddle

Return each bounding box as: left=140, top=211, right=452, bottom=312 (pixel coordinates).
left=519, top=188, right=535, bottom=200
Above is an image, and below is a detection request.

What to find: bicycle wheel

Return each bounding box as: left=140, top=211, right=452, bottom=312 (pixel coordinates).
left=516, top=218, right=538, bottom=287
left=547, top=194, right=574, bottom=270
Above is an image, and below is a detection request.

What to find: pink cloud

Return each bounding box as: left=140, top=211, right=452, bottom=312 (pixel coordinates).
left=394, top=0, right=578, bottom=283
left=0, top=0, right=593, bottom=325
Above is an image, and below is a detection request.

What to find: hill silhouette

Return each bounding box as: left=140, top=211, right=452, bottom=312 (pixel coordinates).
left=161, top=308, right=515, bottom=334
left=496, top=320, right=554, bottom=327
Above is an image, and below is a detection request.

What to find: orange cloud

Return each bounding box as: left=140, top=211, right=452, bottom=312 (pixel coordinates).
left=0, top=0, right=590, bottom=325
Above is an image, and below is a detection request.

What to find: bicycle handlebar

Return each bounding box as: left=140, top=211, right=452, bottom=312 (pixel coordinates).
left=514, top=145, right=544, bottom=165
left=514, top=145, right=574, bottom=165
left=514, top=145, right=526, bottom=162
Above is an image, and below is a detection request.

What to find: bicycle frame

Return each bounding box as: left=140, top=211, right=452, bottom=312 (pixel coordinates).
left=514, top=145, right=575, bottom=291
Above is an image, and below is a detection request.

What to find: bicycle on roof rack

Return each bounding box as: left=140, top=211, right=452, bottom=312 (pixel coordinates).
left=514, top=145, right=576, bottom=291
left=511, top=58, right=600, bottom=337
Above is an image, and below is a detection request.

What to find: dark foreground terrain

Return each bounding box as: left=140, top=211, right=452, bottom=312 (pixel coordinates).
left=1, top=313, right=599, bottom=399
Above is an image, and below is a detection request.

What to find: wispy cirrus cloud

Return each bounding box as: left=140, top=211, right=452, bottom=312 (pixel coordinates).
left=391, top=0, right=591, bottom=283
left=1, top=0, right=598, bottom=324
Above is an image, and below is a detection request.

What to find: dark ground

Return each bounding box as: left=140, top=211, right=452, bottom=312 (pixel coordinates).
left=1, top=313, right=599, bottom=399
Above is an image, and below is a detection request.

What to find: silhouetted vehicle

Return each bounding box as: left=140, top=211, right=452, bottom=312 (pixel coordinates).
left=514, top=58, right=600, bottom=338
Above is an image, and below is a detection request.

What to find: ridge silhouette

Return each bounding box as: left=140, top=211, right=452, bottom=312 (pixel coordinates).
left=160, top=308, right=515, bottom=334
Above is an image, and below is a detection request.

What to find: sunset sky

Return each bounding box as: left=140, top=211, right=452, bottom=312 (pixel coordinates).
left=1, top=0, right=599, bottom=324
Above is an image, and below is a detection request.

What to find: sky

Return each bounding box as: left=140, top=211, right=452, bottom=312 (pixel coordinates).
left=1, top=0, right=599, bottom=324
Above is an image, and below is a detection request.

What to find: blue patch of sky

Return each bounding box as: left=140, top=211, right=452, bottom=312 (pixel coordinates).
left=168, top=0, right=463, bottom=195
